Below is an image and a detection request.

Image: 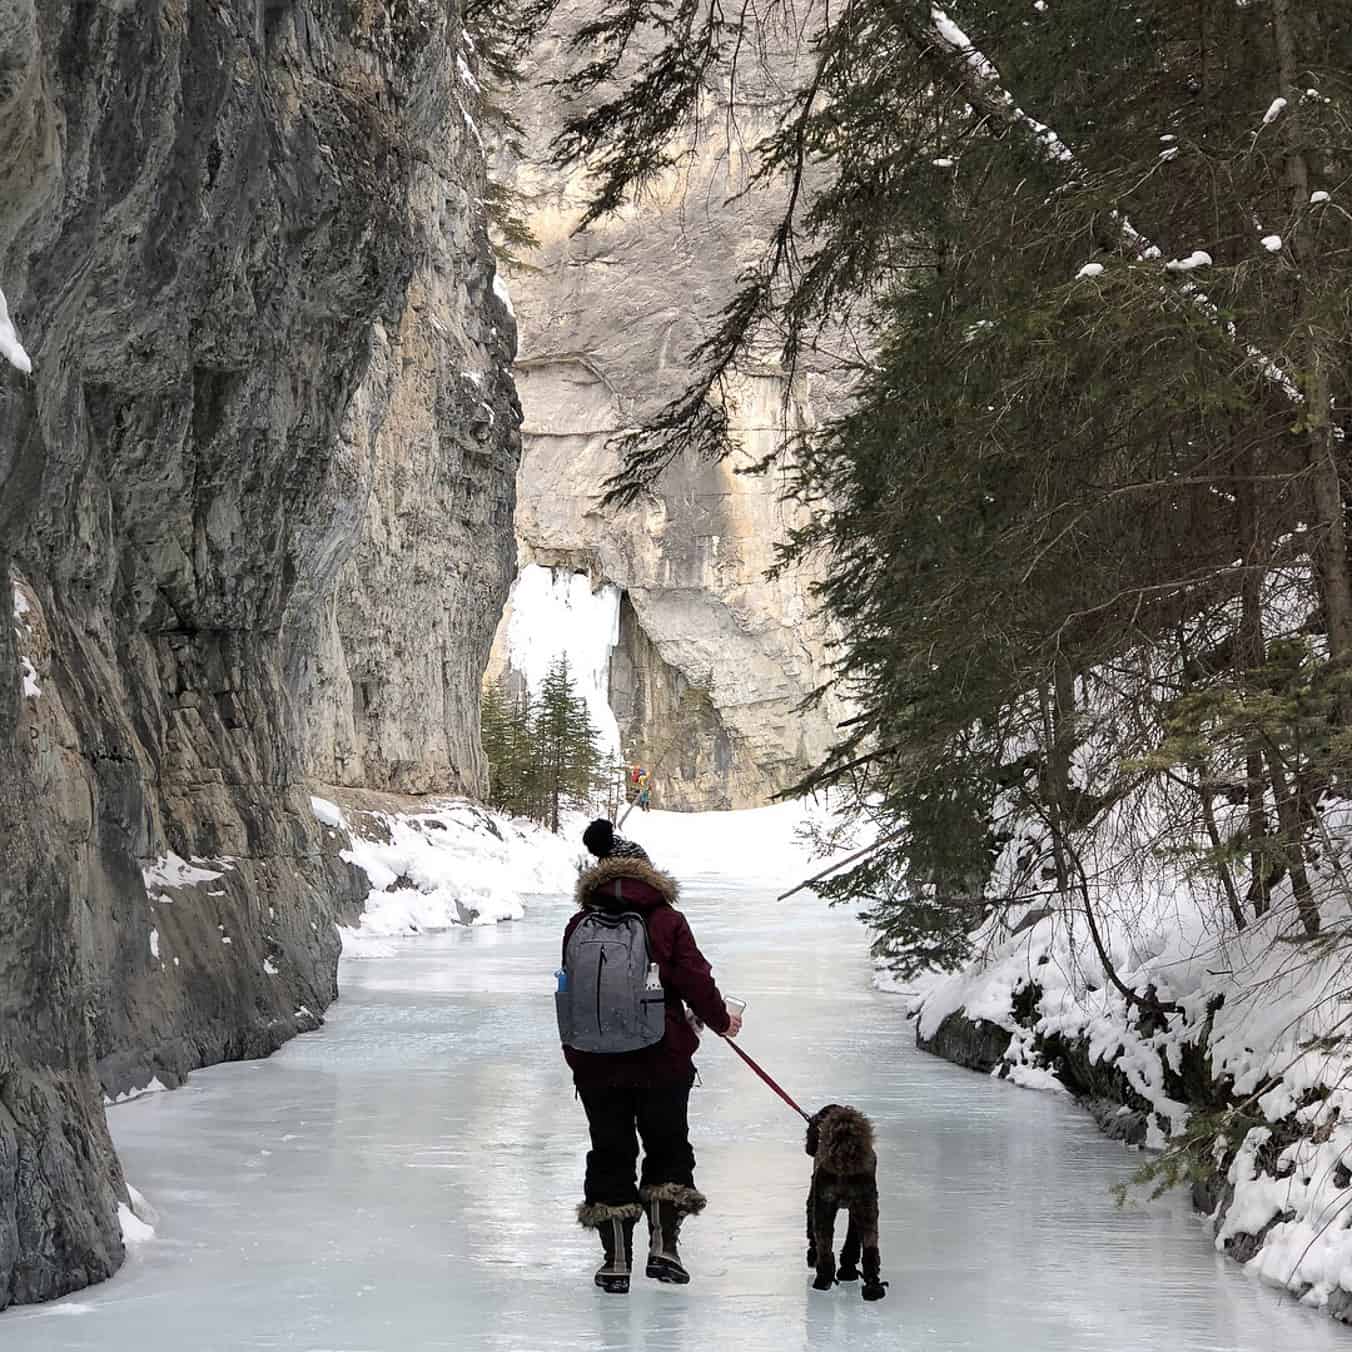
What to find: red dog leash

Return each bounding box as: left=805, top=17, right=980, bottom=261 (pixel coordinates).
left=721, top=1036, right=811, bottom=1122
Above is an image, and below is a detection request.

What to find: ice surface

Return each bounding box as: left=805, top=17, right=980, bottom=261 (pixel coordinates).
left=3, top=809, right=1344, bottom=1350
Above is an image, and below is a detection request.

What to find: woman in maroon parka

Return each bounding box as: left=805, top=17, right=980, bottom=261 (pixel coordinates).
left=565, top=820, right=742, bottom=1293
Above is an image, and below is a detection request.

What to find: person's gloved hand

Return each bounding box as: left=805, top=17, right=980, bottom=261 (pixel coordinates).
left=724, top=1010, right=743, bottom=1039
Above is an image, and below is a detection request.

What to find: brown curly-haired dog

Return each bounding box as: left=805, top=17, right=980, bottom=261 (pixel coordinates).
left=805, top=1104, right=887, bottom=1300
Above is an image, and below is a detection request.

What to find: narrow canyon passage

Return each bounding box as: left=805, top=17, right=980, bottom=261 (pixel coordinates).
left=2, top=824, right=1341, bottom=1352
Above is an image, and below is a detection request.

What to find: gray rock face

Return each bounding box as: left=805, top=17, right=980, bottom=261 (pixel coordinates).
left=0, top=0, right=516, bottom=1307
left=493, top=11, right=847, bottom=810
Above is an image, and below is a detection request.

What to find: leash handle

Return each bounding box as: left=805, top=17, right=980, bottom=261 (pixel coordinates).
left=722, top=1035, right=811, bottom=1122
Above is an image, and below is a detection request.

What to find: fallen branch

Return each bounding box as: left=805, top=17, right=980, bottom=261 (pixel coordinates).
left=777, top=825, right=909, bottom=901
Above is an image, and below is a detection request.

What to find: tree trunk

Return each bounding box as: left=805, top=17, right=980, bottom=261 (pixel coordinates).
left=1270, top=0, right=1352, bottom=681
left=1038, top=678, right=1070, bottom=893
left=1236, top=447, right=1274, bottom=919
left=1197, top=772, right=1246, bottom=932
left=1263, top=744, right=1320, bottom=937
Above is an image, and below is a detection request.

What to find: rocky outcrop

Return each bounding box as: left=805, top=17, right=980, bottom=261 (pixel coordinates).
left=0, top=0, right=516, bottom=1307
left=295, top=129, right=520, bottom=797
left=491, top=9, right=847, bottom=810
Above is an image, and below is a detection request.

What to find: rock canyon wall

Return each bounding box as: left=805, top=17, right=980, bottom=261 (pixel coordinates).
left=492, top=9, right=847, bottom=810
left=0, top=0, right=516, bottom=1306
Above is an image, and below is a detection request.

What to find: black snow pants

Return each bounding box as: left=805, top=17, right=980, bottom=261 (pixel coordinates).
left=578, top=1080, right=696, bottom=1207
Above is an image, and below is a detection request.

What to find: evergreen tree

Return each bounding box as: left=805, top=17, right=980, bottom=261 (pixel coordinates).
left=484, top=0, right=1352, bottom=974
left=482, top=662, right=607, bottom=830
left=533, top=656, right=606, bottom=833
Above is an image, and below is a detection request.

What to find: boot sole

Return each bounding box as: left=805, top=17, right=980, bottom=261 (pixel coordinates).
left=595, top=1274, right=630, bottom=1294
left=646, top=1260, right=690, bottom=1285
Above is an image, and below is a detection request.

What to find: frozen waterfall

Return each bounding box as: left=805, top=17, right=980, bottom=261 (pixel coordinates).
left=503, top=565, right=623, bottom=761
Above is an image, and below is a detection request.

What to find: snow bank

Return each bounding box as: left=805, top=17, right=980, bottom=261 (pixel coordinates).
left=615, top=797, right=863, bottom=892
left=317, top=796, right=578, bottom=950
left=117, top=1203, right=155, bottom=1247
left=502, top=564, right=623, bottom=760
left=910, top=824, right=1352, bottom=1311
left=327, top=793, right=859, bottom=952
left=104, top=1077, right=170, bottom=1107
left=889, top=601, right=1352, bottom=1317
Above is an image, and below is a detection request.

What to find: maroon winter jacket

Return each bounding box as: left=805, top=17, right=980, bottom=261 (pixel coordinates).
left=562, top=855, right=731, bottom=1088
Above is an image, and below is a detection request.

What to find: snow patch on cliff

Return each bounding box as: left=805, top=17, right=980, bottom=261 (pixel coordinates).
left=0, top=285, right=32, bottom=373
left=142, top=853, right=233, bottom=898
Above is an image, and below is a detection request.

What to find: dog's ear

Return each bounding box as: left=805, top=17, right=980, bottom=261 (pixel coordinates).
left=806, top=1104, right=841, bottom=1156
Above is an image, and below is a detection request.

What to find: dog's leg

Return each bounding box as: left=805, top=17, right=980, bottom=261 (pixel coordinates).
left=805, top=1176, right=817, bottom=1269
left=855, top=1194, right=887, bottom=1301
left=811, top=1189, right=838, bottom=1291
left=837, top=1211, right=861, bottom=1281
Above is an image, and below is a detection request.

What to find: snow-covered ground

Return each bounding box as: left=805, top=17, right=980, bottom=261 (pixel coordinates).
left=311, top=793, right=580, bottom=954
left=325, top=794, right=856, bottom=954
left=3, top=806, right=1342, bottom=1350
left=897, top=851, right=1352, bottom=1317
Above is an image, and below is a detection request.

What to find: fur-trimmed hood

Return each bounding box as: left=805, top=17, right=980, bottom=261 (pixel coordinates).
left=576, top=855, right=680, bottom=910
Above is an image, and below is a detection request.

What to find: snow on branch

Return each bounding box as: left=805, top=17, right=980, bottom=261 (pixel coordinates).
left=922, top=7, right=1301, bottom=406
left=1262, top=96, right=1288, bottom=126
left=0, top=286, right=32, bottom=374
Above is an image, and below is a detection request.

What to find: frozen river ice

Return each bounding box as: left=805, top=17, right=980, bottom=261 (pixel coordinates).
left=3, top=866, right=1346, bottom=1351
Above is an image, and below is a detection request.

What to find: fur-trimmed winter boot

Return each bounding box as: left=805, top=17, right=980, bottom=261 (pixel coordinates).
left=578, top=1202, right=641, bottom=1294
left=641, top=1183, right=706, bottom=1284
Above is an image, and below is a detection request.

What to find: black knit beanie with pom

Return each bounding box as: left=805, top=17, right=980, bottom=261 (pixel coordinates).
left=582, top=818, right=615, bottom=858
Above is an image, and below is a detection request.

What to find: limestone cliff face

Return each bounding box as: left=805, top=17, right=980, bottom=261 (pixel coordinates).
left=493, top=9, right=846, bottom=810
left=0, top=0, right=516, bottom=1308
left=509, top=417, right=844, bottom=810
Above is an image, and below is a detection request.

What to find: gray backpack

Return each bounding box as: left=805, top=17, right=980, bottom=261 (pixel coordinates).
left=556, top=910, right=667, bottom=1053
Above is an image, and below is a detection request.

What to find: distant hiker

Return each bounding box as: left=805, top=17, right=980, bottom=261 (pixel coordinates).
left=556, top=832, right=742, bottom=1293
left=581, top=817, right=648, bottom=862
left=636, top=772, right=652, bottom=812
